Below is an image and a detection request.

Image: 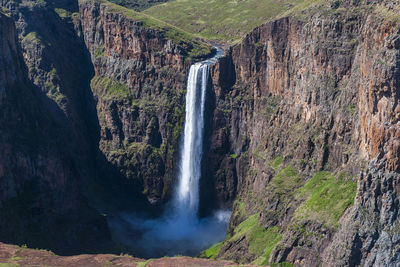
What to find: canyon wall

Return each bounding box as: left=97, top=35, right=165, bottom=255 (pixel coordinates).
left=78, top=0, right=217, bottom=206
left=0, top=10, right=111, bottom=255
left=0, top=0, right=220, bottom=254
left=209, top=0, right=400, bottom=266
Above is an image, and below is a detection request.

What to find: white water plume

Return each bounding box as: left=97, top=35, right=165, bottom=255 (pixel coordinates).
left=174, top=62, right=209, bottom=220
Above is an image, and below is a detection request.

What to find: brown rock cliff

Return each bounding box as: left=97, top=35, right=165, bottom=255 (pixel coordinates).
left=209, top=1, right=400, bottom=266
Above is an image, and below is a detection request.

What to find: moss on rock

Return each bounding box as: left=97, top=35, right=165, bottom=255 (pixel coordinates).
left=200, top=241, right=223, bottom=259
left=294, top=171, right=357, bottom=227
left=91, top=76, right=130, bottom=100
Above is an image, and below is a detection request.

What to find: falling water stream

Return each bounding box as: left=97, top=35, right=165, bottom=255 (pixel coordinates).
left=108, top=47, right=230, bottom=257
left=175, top=54, right=215, bottom=220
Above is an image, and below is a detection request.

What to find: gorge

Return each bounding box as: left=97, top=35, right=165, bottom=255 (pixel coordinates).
left=108, top=47, right=230, bottom=258
left=0, top=0, right=399, bottom=266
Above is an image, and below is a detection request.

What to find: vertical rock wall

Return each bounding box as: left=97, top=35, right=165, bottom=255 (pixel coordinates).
left=210, top=1, right=400, bottom=266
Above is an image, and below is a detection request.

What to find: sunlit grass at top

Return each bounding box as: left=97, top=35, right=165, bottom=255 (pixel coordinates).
left=100, top=0, right=214, bottom=58
left=143, top=0, right=318, bottom=44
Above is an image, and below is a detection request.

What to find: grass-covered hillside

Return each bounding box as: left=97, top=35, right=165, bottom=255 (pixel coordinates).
left=143, top=0, right=321, bottom=43
left=101, top=0, right=214, bottom=58
left=108, top=0, right=170, bottom=11
left=200, top=167, right=356, bottom=265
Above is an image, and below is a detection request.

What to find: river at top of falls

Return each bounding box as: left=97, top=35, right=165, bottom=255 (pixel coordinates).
left=108, top=47, right=230, bottom=258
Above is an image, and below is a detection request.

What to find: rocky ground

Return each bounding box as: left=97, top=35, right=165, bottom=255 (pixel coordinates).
left=0, top=242, right=241, bottom=267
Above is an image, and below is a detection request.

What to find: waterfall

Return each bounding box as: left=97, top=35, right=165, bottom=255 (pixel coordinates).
left=175, top=62, right=209, bottom=220
left=172, top=46, right=225, bottom=222
left=108, top=47, right=230, bottom=258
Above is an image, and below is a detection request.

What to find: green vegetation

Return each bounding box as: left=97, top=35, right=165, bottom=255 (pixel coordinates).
left=54, top=8, right=80, bottom=22
left=94, top=45, right=105, bottom=57
left=44, top=68, right=67, bottom=106
left=224, top=214, right=281, bottom=265
left=374, top=4, right=400, bottom=23
left=346, top=103, right=356, bottom=114
left=224, top=168, right=356, bottom=265
left=261, top=96, right=280, bottom=120
left=108, top=0, right=168, bottom=11
left=143, top=0, right=324, bottom=43
left=46, top=86, right=67, bottom=105
left=200, top=241, right=223, bottom=259
left=109, top=141, right=164, bottom=195
left=232, top=198, right=246, bottom=219
left=258, top=165, right=304, bottom=222
left=295, top=171, right=357, bottom=227
left=271, top=155, right=283, bottom=170
left=271, top=262, right=295, bottom=267
left=271, top=166, right=302, bottom=196
left=137, top=259, right=153, bottom=267
left=20, top=0, right=47, bottom=9
left=91, top=76, right=130, bottom=100
left=251, top=225, right=282, bottom=265
left=8, top=257, right=23, bottom=261
left=0, top=263, right=19, bottom=267
left=230, top=153, right=238, bottom=159
left=278, top=0, right=325, bottom=19
left=0, top=7, right=11, bottom=17
left=101, top=0, right=213, bottom=58
left=22, top=32, right=41, bottom=43
left=54, top=8, right=71, bottom=18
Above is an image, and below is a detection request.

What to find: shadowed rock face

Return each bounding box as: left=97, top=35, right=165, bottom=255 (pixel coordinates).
left=0, top=11, right=111, bottom=255
left=79, top=0, right=189, bottom=206
left=0, top=0, right=191, bottom=253
left=0, top=0, right=221, bottom=255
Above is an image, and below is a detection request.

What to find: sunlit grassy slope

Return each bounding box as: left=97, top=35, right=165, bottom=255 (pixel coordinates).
left=108, top=0, right=169, bottom=11
left=143, top=0, right=320, bottom=43
left=101, top=0, right=214, bottom=58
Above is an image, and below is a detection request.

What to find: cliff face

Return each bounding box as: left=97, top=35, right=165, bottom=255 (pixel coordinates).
left=0, top=11, right=110, bottom=255
left=210, top=1, right=400, bottom=266
left=78, top=0, right=216, bottom=206
left=323, top=11, right=400, bottom=266
left=0, top=13, right=22, bottom=95
left=0, top=0, right=218, bottom=255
